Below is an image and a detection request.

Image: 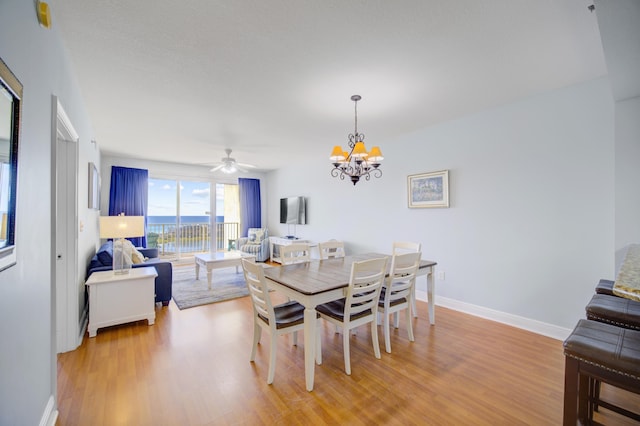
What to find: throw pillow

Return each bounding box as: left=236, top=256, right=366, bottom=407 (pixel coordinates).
left=120, top=239, right=145, bottom=264
left=131, top=248, right=145, bottom=264
left=248, top=228, right=265, bottom=244
left=96, top=241, right=113, bottom=266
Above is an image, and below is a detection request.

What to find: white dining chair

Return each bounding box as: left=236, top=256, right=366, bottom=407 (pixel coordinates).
left=318, top=240, right=346, bottom=260
left=377, top=251, right=421, bottom=353
left=241, top=258, right=321, bottom=384
left=280, top=243, right=311, bottom=265
left=315, top=257, right=388, bottom=375
left=392, top=241, right=422, bottom=318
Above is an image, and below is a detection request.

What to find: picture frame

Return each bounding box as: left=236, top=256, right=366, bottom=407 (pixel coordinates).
left=0, top=56, right=22, bottom=272
left=88, top=162, right=100, bottom=209
left=407, top=170, right=449, bottom=208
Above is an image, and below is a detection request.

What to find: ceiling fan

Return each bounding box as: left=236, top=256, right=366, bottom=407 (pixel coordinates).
left=209, top=148, right=257, bottom=174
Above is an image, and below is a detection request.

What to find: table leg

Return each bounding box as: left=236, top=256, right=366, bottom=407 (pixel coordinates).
left=427, top=269, right=435, bottom=325
left=207, top=268, right=213, bottom=290
left=195, top=261, right=200, bottom=280
left=304, top=307, right=317, bottom=391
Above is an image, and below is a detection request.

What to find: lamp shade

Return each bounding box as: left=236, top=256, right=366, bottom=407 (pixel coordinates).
left=367, top=146, right=384, bottom=162
left=330, top=145, right=346, bottom=161
left=351, top=141, right=368, bottom=158
left=99, top=216, right=145, bottom=239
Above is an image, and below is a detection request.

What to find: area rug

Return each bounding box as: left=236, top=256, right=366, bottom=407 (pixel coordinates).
left=171, top=263, right=270, bottom=310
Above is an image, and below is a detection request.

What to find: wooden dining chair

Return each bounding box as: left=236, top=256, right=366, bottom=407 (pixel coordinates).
left=392, top=241, right=422, bottom=318
left=318, top=240, right=345, bottom=260
left=377, top=251, right=421, bottom=353
left=316, top=257, right=388, bottom=375
left=280, top=243, right=311, bottom=265
left=241, top=258, right=321, bottom=384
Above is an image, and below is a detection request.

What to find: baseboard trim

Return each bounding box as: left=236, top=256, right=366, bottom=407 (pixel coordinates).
left=39, top=395, right=58, bottom=426
left=415, top=291, right=572, bottom=341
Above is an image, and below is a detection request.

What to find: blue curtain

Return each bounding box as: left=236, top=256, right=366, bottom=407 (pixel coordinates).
left=108, top=166, right=148, bottom=247
left=239, top=178, right=261, bottom=237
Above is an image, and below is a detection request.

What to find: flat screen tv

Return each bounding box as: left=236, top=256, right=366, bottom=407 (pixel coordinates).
left=280, top=196, right=306, bottom=225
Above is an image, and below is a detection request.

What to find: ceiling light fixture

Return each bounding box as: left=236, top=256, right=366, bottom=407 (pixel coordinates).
left=210, top=149, right=256, bottom=174
left=330, top=95, right=383, bottom=185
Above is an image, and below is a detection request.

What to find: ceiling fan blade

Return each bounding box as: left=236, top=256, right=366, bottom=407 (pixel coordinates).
left=236, top=165, right=249, bottom=173
left=237, top=162, right=257, bottom=168
left=210, top=164, right=225, bottom=172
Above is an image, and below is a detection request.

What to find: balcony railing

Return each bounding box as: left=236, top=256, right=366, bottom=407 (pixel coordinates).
left=146, top=222, right=240, bottom=257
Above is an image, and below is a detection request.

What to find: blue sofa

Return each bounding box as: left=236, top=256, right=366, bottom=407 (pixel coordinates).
left=87, top=241, right=173, bottom=306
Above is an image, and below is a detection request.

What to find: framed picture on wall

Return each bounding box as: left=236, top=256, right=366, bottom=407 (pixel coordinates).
left=407, top=170, right=449, bottom=208
left=0, top=56, right=22, bottom=272
left=88, top=162, right=100, bottom=209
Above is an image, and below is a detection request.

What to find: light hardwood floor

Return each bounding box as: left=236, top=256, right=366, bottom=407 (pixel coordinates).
left=57, top=270, right=639, bottom=425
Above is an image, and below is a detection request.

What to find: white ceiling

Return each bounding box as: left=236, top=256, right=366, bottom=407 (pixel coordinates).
left=50, top=0, right=607, bottom=172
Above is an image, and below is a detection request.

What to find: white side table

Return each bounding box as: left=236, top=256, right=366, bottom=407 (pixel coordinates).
left=86, top=266, right=158, bottom=337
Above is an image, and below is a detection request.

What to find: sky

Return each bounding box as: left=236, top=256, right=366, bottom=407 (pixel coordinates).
left=147, top=178, right=219, bottom=217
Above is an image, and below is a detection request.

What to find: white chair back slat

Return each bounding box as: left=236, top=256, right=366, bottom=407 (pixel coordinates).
left=318, top=240, right=346, bottom=260
left=280, top=243, right=311, bottom=265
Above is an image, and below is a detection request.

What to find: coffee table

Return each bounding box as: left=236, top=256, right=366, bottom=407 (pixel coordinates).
left=194, top=251, right=256, bottom=289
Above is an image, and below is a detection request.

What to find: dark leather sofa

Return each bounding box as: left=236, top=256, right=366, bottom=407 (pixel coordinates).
left=87, top=241, right=172, bottom=306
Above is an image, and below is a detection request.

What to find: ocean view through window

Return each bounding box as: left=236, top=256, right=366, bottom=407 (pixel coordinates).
left=147, top=179, right=240, bottom=257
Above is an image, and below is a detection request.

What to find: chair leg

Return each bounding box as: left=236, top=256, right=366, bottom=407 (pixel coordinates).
left=371, top=319, right=381, bottom=359
left=393, top=312, right=399, bottom=328
left=316, top=322, right=322, bottom=365
left=250, top=322, right=261, bottom=362
left=406, top=306, right=415, bottom=342
left=343, top=329, right=351, bottom=375
left=411, top=286, right=418, bottom=318
left=293, top=330, right=298, bottom=346
left=267, top=335, right=277, bottom=384
left=383, top=311, right=392, bottom=353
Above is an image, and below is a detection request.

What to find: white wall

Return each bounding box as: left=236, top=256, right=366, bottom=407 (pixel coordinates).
left=614, top=97, right=640, bottom=266
left=594, top=0, right=640, bottom=268
left=0, top=1, right=98, bottom=424
left=267, top=78, right=614, bottom=334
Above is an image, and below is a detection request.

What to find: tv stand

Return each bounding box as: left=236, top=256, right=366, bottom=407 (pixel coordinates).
left=269, top=236, right=313, bottom=264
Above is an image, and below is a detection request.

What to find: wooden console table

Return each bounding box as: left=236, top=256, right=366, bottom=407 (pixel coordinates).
left=86, top=267, right=158, bottom=337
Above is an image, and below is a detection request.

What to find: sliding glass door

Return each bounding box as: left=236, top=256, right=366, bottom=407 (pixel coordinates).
left=148, top=178, right=212, bottom=258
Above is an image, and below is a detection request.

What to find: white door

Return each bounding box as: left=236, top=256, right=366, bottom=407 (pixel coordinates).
left=54, top=100, right=80, bottom=353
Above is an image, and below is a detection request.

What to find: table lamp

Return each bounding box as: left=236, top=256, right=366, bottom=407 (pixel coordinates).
left=99, top=214, right=145, bottom=274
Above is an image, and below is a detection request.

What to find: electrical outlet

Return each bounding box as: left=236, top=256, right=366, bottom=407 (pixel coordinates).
left=437, top=271, right=445, bottom=280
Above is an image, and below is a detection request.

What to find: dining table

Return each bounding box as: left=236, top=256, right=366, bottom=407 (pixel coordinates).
left=263, top=252, right=437, bottom=391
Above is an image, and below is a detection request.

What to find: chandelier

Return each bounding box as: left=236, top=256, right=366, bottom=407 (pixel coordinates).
left=330, top=95, right=383, bottom=185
